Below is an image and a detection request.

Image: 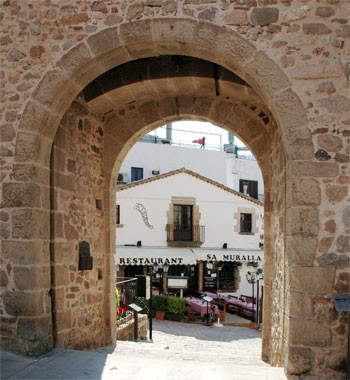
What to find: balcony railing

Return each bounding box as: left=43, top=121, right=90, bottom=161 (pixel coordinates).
left=166, top=224, right=205, bottom=244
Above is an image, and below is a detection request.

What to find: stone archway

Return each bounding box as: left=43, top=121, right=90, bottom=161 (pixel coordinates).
left=4, top=17, right=342, bottom=378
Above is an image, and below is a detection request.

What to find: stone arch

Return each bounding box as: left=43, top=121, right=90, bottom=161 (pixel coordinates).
left=15, top=18, right=310, bottom=167
left=10, top=16, right=315, bottom=373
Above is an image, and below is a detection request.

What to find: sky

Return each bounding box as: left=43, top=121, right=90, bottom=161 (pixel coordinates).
left=151, top=121, right=247, bottom=151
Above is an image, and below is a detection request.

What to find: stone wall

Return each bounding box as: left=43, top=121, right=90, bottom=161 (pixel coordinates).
left=50, top=97, right=107, bottom=350
left=0, top=1, right=348, bottom=378
left=117, top=314, right=148, bottom=342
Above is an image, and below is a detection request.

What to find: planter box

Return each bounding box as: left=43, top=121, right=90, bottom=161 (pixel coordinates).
left=117, top=314, right=148, bottom=341
left=165, top=313, right=184, bottom=321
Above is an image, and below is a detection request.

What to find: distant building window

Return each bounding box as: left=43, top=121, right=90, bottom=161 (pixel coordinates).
left=240, top=213, right=252, bottom=233
left=116, top=205, right=120, bottom=224
left=131, top=167, right=143, bottom=182
left=239, top=179, right=258, bottom=199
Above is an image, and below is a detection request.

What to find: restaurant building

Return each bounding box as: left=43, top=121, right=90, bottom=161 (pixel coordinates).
left=115, top=168, right=264, bottom=298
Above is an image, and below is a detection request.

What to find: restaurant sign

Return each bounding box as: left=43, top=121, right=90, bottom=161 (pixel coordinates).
left=205, top=253, right=262, bottom=262
left=118, top=257, right=185, bottom=265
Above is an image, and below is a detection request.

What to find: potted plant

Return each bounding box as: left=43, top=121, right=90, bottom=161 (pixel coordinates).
left=165, top=296, right=186, bottom=321
left=153, top=294, right=168, bottom=319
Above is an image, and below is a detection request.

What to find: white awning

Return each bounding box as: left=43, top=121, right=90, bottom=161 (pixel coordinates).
left=115, top=246, right=196, bottom=266
left=191, top=249, right=264, bottom=262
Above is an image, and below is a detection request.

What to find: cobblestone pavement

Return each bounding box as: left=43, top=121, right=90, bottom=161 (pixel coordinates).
left=2, top=320, right=288, bottom=380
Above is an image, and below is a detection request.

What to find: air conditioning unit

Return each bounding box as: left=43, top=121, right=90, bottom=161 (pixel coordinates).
left=117, top=173, right=129, bottom=184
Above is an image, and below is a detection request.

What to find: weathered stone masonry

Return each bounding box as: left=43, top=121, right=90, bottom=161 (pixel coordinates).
left=0, top=1, right=349, bottom=379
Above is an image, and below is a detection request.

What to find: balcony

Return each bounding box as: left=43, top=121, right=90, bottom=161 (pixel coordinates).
left=166, top=224, right=205, bottom=247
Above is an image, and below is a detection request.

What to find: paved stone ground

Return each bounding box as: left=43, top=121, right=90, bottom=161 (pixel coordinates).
left=2, top=320, right=287, bottom=380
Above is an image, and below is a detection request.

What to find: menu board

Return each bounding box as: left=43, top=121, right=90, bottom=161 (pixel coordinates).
left=204, top=271, right=217, bottom=291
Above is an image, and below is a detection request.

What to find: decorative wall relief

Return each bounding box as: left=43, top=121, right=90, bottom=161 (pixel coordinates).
left=134, top=203, right=154, bottom=229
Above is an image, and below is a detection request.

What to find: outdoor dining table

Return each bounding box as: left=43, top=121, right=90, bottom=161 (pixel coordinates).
left=199, top=291, right=219, bottom=299
left=186, top=297, right=219, bottom=318
left=217, top=295, right=256, bottom=317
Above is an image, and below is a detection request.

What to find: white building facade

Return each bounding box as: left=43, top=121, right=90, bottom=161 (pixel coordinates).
left=118, top=141, right=264, bottom=202
left=115, top=168, right=264, bottom=299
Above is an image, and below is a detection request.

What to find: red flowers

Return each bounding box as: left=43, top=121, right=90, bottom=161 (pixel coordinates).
left=116, top=306, right=127, bottom=320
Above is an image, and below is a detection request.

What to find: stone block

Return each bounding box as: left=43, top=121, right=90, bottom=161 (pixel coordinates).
left=286, top=207, right=319, bottom=236
left=0, top=268, right=9, bottom=287
left=2, top=240, right=49, bottom=265
left=289, top=319, right=331, bottom=346
left=15, top=132, right=52, bottom=165
left=289, top=267, right=335, bottom=294
left=303, top=23, right=332, bottom=35
left=55, top=310, right=72, bottom=332
left=0, top=222, right=10, bottom=239
left=250, top=7, right=279, bottom=26
left=53, top=171, right=76, bottom=192
left=286, top=346, right=315, bottom=375
left=138, top=100, right=162, bottom=125
left=12, top=209, right=50, bottom=239
left=343, top=206, right=350, bottom=230
left=14, top=266, right=50, bottom=290
left=19, top=100, right=62, bottom=141
left=317, top=134, right=343, bottom=152
left=2, top=182, right=41, bottom=208
left=317, top=253, right=349, bottom=269
left=3, top=291, right=44, bottom=316
left=17, top=316, right=51, bottom=340
left=337, top=235, right=349, bottom=254
left=286, top=235, right=317, bottom=265
left=87, top=293, right=103, bottom=304
left=291, top=161, right=339, bottom=177
left=222, top=10, right=248, bottom=25
left=245, top=52, right=290, bottom=94
left=288, top=177, right=321, bottom=206
left=56, top=43, right=92, bottom=80
left=120, top=19, right=152, bottom=45
left=326, top=185, right=347, bottom=203
left=287, top=292, right=313, bottom=318
left=272, top=88, right=307, bottom=129
left=52, top=212, right=64, bottom=239
left=317, top=237, right=333, bottom=254
left=316, top=6, right=335, bottom=17
left=13, top=164, right=50, bottom=185
left=87, top=27, right=120, bottom=56
left=52, top=265, right=70, bottom=287
left=0, top=124, right=16, bottom=142
left=318, top=95, right=350, bottom=114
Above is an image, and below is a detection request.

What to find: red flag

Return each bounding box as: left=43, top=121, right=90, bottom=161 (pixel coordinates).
left=192, top=138, right=204, bottom=144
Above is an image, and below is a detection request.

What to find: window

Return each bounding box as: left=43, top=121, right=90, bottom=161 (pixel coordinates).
left=173, top=204, right=193, bottom=241
left=239, top=179, right=258, bottom=199
left=131, top=167, right=143, bottom=182
left=116, top=205, right=120, bottom=225
left=240, top=213, right=252, bottom=233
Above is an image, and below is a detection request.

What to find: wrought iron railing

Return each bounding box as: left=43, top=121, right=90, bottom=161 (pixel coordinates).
left=166, top=224, right=205, bottom=243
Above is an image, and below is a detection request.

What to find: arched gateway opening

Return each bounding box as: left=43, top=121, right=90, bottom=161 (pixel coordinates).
left=11, top=18, right=320, bottom=376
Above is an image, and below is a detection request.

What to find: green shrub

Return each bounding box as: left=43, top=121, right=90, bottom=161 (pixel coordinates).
left=167, top=296, right=186, bottom=315
left=115, top=288, right=120, bottom=309
left=152, top=294, right=168, bottom=312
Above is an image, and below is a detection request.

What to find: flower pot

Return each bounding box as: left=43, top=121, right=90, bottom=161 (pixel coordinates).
left=155, top=311, right=166, bottom=320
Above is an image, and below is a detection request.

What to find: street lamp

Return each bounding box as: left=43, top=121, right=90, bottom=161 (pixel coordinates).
left=246, top=271, right=256, bottom=322
left=256, top=270, right=264, bottom=328
left=148, top=261, right=160, bottom=341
